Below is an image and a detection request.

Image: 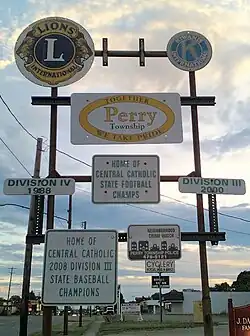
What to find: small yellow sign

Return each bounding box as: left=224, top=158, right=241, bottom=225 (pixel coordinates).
left=193, top=300, right=203, bottom=323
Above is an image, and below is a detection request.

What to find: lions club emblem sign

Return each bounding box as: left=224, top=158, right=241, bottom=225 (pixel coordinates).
left=14, top=17, right=95, bottom=87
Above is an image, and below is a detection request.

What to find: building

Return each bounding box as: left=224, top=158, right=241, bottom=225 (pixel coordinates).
left=143, top=290, right=250, bottom=314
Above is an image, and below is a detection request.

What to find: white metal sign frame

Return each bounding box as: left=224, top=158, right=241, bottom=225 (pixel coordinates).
left=127, top=224, right=181, bottom=261
left=145, top=259, right=175, bottom=273
left=151, top=275, right=170, bottom=288
left=92, top=155, right=160, bottom=204
left=3, top=178, right=75, bottom=195
left=178, top=177, right=246, bottom=195
left=42, top=229, right=118, bottom=305
left=121, top=303, right=141, bottom=314
left=70, top=93, right=183, bottom=145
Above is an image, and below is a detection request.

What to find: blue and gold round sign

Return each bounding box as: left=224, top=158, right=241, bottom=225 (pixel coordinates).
left=167, top=31, right=212, bottom=72
left=14, top=17, right=95, bottom=87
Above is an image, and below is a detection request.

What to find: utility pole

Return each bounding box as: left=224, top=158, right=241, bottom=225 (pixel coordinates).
left=63, top=195, right=72, bottom=335
left=79, top=221, right=87, bottom=327
left=7, top=267, right=16, bottom=301
left=19, top=137, right=43, bottom=336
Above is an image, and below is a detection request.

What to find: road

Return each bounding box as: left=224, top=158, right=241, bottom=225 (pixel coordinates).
left=0, top=315, right=64, bottom=336
left=104, top=324, right=229, bottom=336
left=142, top=313, right=228, bottom=324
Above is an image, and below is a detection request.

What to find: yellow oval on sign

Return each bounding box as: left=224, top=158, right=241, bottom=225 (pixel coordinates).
left=79, top=94, right=175, bottom=143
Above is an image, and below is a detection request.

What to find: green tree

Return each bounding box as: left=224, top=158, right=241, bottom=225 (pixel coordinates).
left=29, top=291, right=36, bottom=300
left=10, top=295, right=21, bottom=307
left=210, top=282, right=231, bottom=292
left=232, top=271, right=250, bottom=291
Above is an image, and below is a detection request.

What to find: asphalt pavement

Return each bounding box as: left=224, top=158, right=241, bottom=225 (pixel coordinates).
left=0, top=315, right=64, bottom=336
left=104, top=324, right=229, bottom=336
left=142, top=313, right=228, bottom=324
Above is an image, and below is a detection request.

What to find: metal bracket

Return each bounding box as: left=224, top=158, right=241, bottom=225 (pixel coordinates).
left=32, top=195, right=45, bottom=236
left=102, top=38, right=108, bottom=66
left=26, top=231, right=226, bottom=245
left=208, top=194, right=219, bottom=246
left=139, top=38, right=145, bottom=66
left=31, top=96, right=216, bottom=106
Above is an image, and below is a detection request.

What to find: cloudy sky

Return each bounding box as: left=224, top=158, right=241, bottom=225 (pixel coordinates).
left=1, top=0, right=250, bottom=303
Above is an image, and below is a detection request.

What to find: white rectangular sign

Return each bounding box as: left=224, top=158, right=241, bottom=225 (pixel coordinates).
left=121, top=303, right=140, bottom=314
left=127, top=225, right=181, bottom=261
left=42, top=229, right=118, bottom=305
left=92, top=155, right=160, bottom=204
left=145, top=259, right=175, bottom=273
left=70, top=93, right=183, bottom=145
left=178, top=177, right=246, bottom=195
left=3, top=178, right=75, bottom=195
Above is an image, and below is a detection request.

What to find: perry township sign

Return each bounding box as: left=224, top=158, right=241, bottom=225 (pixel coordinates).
left=70, top=93, right=183, bottom=144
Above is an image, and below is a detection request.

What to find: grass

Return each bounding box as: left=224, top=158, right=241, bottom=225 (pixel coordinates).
left=97, top=320, right=219, bottom=335
left=30, top=318, right=93, bottom=336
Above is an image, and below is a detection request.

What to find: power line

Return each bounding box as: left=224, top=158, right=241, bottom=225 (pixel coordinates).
left=1, top=94, right=250, bottom=225
left=0, top=202, right=67, bottom=222
left=0, top=137, right=32, bottom=176
left=75, top=187, right=250, bottom=237
left=0, top=95, right=91, bottom=168
left=160, top=194, right=250, bottom=223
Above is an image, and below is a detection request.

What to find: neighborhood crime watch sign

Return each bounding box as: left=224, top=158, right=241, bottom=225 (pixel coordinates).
left=70, top=93, right=183, bottom=144
left=127, top=224, right=181, bottom=261
left=14, top=17, right=95, bottom=87
left=92, top=155, right=160, bottom=204
left=3, top=178, right=75, bottom=195
left=42, top=229, right=118, bottom=305
left=178, top=177, right=246, bottom=195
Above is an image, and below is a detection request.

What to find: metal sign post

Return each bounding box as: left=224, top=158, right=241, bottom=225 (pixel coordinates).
left=167, top=31, right=214, bottom=336
left=14, top=16, right=95, bottom=336
left=159, top=272, right=163, bottom=323
left=189, top=70, right=213, bottom=335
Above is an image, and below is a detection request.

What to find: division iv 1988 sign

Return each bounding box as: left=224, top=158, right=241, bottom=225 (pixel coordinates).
left=42, top=229, right=118, bottom=305
left=92, top=155, right=160, bottom=204
left=3, top=178, right=75, bottom=195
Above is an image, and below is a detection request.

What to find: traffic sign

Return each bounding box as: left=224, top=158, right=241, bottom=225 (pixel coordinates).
left=14, top=17, right=95, bottom=87
left=167, top=31, right=212, bottom=72
left=3, top=178, right=75, bottom=195
left=121, top=303, right=141, bottom=314
left=42, top=229, right=118, bottom=305
left=127, top=225, right=181, bottom=261
left=92, top=155, right=160, bottom=204
left=178, top=177, right=246, bottom=195
left=145, top=259, right=175, bottom=273
left=70, top=93, right=183, bottom=144
left=151, top=276, right=170, bottom=288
